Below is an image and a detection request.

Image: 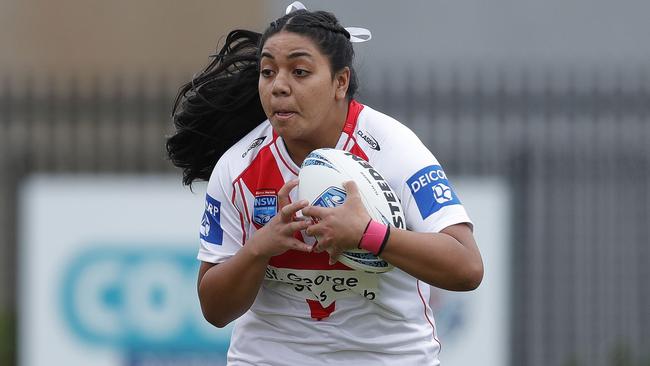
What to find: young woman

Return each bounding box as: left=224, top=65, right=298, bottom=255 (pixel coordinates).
left=167, top=3, right=483, bottom=365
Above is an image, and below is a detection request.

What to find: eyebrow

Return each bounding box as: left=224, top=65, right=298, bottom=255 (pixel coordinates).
left=260, top=51, right=314, bottom=60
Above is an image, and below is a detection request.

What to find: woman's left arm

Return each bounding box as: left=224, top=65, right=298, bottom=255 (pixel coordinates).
left=302, top=181, right=483, bottom=291
left=379, top=223, right=483, bottom=291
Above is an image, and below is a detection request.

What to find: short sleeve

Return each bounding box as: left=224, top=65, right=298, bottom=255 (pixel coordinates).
left=376, top=126, right=472, bottom=234
left=197, top=162, right=245, bottom=264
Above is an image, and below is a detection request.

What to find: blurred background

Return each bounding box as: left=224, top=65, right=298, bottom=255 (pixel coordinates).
left=1, top=0, right=649, bottom=365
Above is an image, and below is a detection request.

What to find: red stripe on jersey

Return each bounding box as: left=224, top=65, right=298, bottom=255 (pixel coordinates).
left=236, top=180, right=250, bottom=225
left=306, top=299, right=336, bottom=320
left=232, top=182, right=247, bottom=244
left=270, top=219, right=350, bottom=270
left=239, top=144, right=285, bottom=212
left=348, top=142, right=369, bottom=161
left=271, top=230, right=349, bottom=270
left=272, top=133, right=299, bottom=176
left=343, top=99, right=364, bottom=135
left=269, top=250, right=350, bottom=270
left=341, top=100, right=369, bottom=160
left=417, top=280, right=442, bottom=352
left=269, top=226, right=351, bottom=270
left=342, top=138, right=351, bottom=151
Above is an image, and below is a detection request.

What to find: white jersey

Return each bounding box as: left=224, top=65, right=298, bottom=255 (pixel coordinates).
left=198, top=100, right=472, bottom=366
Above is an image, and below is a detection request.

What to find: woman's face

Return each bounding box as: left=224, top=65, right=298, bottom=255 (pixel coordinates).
left=259, top=31, right=349, bottom=150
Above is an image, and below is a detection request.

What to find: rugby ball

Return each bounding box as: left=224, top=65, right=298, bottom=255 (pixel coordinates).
left=298, top=148, right=406, bottom=273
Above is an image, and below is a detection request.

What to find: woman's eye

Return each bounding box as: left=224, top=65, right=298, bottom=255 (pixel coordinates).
left=260, top=69, right=274, bottom=77
left=294, top=69, right=309, bottom=77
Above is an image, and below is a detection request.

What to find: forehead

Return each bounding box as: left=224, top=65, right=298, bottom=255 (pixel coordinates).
left=261, top=31, right=324, bottom=59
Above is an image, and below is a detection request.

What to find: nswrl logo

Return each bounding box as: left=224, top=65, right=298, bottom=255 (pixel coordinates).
left=253, top=189, right=277, bottom=226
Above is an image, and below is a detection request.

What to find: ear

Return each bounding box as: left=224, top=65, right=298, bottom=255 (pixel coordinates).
left=334, top=67, right=351, bottom=101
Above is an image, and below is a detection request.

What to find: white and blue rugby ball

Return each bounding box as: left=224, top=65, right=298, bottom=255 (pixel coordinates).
left=298, top=148, right=406, bottom=273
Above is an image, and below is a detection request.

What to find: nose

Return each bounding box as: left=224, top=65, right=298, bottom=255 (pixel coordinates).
left=271, top=70, right=291, bottom=97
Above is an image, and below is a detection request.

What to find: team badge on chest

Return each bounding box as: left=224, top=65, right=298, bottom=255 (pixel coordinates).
left=253, top=189, right=278, bottom=226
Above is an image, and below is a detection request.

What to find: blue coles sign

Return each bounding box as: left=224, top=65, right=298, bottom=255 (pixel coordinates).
left=200, top=194, right=223, bottom=245
left=253, top=189, right=277, bottom=226
left=407, top=165, right=461, bottom=219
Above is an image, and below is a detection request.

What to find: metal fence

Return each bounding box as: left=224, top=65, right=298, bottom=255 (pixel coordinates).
left=1, top=67, right=649, bottom=366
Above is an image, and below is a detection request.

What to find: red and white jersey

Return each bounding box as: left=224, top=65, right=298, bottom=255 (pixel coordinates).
left=198, top=100, right=472, bottom=366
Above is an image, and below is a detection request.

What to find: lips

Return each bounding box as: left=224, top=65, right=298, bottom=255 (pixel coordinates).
left=273, top=110, right=297, bottom=121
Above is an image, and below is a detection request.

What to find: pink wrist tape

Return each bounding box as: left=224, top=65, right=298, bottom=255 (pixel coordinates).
left=358, top=220, right=390, bottom=255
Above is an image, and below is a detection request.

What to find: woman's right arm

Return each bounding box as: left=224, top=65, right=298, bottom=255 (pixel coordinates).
left=197, top=180, right=312, bottom=328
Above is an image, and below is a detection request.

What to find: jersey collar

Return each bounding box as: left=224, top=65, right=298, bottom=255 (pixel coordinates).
left=272, top=99, right=365, bottom=173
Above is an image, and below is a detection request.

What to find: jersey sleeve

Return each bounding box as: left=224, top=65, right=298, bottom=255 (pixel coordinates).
left=378, top=125, right=472, bottom=234
left=197, top=159, right=245, bottom=264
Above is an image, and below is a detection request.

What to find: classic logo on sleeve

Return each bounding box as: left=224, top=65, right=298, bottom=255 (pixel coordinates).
left=200, top=194, right=224, bottom=245
left=407, top=165, right=461, bottom=219
left=253, top=189, right=277, bottom=226
left=356, top=130, right=381, bottom=151
left=241, top=136, right=266, bottom=158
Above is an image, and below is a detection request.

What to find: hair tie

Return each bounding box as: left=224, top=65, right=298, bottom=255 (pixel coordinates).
left=284, top=1, right=372, bottom=43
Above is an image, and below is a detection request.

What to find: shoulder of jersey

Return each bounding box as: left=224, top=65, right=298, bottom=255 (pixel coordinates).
left=354, top=105, right=422, bottom=155
left=210, top=120, right=274, bottom=181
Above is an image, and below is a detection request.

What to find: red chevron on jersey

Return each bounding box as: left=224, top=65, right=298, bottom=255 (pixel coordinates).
left=237, top=136, right=351, bottom=272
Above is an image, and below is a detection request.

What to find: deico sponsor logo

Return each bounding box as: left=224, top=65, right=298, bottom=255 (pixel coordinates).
left=241, top=136, right=266, bottom=158
left=61, top=248, right=230, bottom=351
left=409, top=168, right=447, bottom=193
left=407, top=165, right=460, bottom=219
left=343, top=152, right=405, bottom=229
left=356, top=130, right=380, bottom=151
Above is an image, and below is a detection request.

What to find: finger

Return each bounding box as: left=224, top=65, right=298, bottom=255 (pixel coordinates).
left=277, top=179, right=299, bottom=209
left=293, top=215, right=311, bottom=222
left=304, top=221, right=326, bottom=238
left=328, top=252, right=341, bottom=266
left=285, top=219, right=311, bottom=234
left=342, top=180, right=361, bottom=198
left=287, top=238, right=313, bottom=252
left=311, top=236, right=327, bottom=253
left=301, top=205, right=329, bottom=219
left=280, top=199, right=309, bottom=222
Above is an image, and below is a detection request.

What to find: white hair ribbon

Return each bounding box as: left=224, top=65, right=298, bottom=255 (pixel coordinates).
left=345, top=27, right=372, bottom=43
left=285, top=1, right=306, bottom=14
left=284, top=1, right=372, bottom=43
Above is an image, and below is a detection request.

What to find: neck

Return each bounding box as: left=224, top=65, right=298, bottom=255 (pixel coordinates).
left=286, top=100, right=350, bottom=166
